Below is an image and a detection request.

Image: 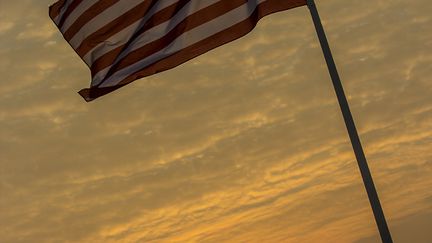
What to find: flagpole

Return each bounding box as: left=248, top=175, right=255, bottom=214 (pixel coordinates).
left=305, top=0, right=392, bottom=242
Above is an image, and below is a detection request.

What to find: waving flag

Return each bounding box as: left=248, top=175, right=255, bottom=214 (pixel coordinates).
left=50, top=0, right=306, bottom=101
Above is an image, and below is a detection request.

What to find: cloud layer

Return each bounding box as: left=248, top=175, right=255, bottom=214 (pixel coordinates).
left=1, top=0, right=431, bottom=242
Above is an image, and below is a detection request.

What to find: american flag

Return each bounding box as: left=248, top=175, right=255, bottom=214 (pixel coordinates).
left=50, top=0, right=306, bottom=101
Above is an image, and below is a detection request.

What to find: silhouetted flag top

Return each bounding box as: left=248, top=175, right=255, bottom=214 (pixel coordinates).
left=50, top=0, right=307, bottom=101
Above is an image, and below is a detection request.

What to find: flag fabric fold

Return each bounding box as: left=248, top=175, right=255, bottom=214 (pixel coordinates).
left=49, top=0, right=306, bottom=101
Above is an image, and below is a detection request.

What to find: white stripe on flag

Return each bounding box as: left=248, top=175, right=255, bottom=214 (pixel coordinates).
left=61, top=0, right=99, bottom=32
left=69, top=0, right=145, bottom=48
left=82, top=0, right=179, bottom=65
left=53, top=0, right=73, bottom=25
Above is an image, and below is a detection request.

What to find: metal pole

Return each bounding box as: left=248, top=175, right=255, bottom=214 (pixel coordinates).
left=305, top=0, right=392, bottom=242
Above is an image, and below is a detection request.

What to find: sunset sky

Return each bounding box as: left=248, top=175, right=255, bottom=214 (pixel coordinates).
left=1, top=0, right=432, bottom=242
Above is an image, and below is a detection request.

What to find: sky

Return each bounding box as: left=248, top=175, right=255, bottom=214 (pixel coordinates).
left=1, top=0, right=431, bottom=242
